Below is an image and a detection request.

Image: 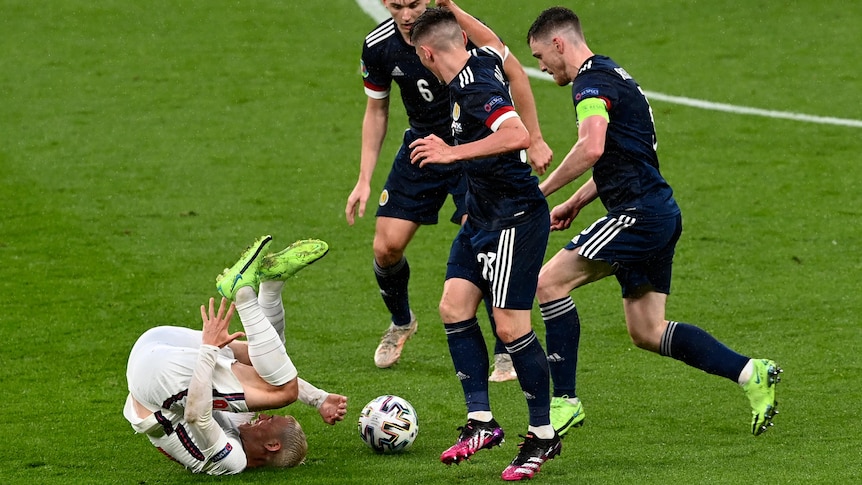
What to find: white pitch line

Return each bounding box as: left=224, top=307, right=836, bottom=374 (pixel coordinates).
left=355, top=0, right=862, bottom=129
left=522, top=67, right=862, bottom=128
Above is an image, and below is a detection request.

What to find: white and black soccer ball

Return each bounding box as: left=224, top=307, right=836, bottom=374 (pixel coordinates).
left=357, top=395, right=419, bottom=453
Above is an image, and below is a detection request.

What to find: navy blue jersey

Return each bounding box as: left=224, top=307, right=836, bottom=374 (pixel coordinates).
left=448, top=47, right=546, bottom=231
left=571, top=55, right=679, bottom=219
left=361, top=18, right=453, bottom=139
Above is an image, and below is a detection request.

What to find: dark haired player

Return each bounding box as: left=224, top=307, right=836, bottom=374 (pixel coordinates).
left=346, top=0, right=551, bottom=378
left=408, top=5, right=558, bottom=481
left=526, top=6, right=782, bottom=438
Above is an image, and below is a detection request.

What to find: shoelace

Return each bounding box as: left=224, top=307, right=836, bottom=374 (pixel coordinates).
left=511, top=434, right=547, bottom=463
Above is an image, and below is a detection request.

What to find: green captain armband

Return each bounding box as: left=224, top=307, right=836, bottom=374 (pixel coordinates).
left=576, top=97, right=609, bottom=122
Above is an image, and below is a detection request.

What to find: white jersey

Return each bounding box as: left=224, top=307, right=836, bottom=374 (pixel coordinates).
left=124, top=326, right=251, bottom=474
left=123, top=395, right=248, bottom=474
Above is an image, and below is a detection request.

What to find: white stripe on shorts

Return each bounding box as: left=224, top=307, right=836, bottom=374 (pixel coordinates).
left=578, top=215, right=636, bottom=259
left=492, top=227, right=516, bottom=308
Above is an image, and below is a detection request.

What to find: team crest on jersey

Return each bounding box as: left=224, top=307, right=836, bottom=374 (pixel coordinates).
left=484, top=95, right=504, bottom=113
left=452, top=102, right=461, bottom=121
left=575, top=88, right=600, bottom=101
left=361, top=59, right=369, bottom=78
left=379, top=189, right=390, bottom=206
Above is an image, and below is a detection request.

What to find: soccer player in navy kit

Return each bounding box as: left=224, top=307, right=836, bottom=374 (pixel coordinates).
left=526, top=7, right=782, bottom=438
left=346, top=0, right=552, bottom=376
left=409, top=7, right=559, bottom=481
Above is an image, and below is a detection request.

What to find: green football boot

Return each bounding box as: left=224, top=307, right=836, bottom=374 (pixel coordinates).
left=551, top=396, right=585, bottom=437
left=259, top=239, right=329, bottom=281
left=215, top=235, right=273, bottom=300
left=743, top=358, right=782, bottom=436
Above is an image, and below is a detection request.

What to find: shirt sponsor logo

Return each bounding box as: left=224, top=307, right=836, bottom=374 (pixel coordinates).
left=484, top=95, right=505, bottom=113
left=391, top=66, right=404, bottom=76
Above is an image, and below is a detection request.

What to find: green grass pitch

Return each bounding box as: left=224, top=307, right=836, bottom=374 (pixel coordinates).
left=1, top=1, right=860, bottom=483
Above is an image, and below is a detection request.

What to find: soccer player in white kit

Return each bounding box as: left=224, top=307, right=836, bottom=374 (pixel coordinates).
left=123, top=237, right=347, bottom=475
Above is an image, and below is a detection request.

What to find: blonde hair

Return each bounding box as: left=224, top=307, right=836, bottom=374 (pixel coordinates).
left=269, top=415, right=308, bottom=468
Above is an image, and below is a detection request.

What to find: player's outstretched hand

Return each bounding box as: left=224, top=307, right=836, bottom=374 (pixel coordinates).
left=319, top=394, right=348, bottom=425
left=200, top=297, right=245, bottom=348
left=345, top=182, right=371, bottom=225
left=409, top=134, right=457, bottom=167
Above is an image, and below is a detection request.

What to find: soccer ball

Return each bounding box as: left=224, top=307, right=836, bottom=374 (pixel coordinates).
left=357, top=395, right=419, bottom=453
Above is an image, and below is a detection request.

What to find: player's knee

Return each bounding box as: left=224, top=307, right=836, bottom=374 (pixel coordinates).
left=535, top=274, right=567, bottom=303
left=627, top=326, right=661, bottom=353
left=438, top=297, right=473, bottom=323
left=372, top=238, right=404, bottom=267
left=438, top=298, right=456, bottom=322
left=492, top=325, right=517, bottom=343
left=535, top=277, right=555, bottom=303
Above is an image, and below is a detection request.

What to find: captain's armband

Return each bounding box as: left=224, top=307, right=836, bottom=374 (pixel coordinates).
left=576, top=97, right=610, bottom=123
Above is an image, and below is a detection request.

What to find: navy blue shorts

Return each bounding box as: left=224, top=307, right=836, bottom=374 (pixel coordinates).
left=375, top=129, right=467, bottom=225
left=565, top=212, right=682, bottom=297
left=446, top=208, right=550, bottom=310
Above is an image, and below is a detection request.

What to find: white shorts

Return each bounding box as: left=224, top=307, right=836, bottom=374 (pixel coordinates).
left=126, top=326, right=249, bottom=414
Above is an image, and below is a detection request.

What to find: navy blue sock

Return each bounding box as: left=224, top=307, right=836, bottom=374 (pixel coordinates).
left=506, top=331, right=551, bottom=427
left=373, top=258, right=412, bottom=326
left=483, top=295, right=507, bottom=355
left=445, top=318, right=490, bottom=413
left=660, top=321, right=749, bottom=381
left=540, top=297, right=580, bottom=398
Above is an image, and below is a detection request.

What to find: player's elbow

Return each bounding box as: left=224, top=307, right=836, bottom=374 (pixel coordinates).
left=513, top=127, right=531, bottom=151
left=502, top=122, right=530, bottom=151
left=495, top=119, right=530, bottom=153
left=277, top=378, right=300, bottom=406
left=184, top=406, right=204, bottom=424
left=582, top=142, right=604, bottom=163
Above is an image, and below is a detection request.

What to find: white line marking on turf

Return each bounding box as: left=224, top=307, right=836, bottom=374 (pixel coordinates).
left=355, top=0, right=862, bottom=129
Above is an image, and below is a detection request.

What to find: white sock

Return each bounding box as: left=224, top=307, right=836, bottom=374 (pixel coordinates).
left=737, top=359, right=754, bottom=386
left=467, top=411, right=493, bottom=423
left=528, top=424, right=555, bottom=439
left=258, top=280, right=286, bottom=344
left=235, top=290, right=297, bottom=386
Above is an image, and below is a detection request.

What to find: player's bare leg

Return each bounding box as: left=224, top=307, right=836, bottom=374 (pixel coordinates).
left=624, top=289, right=781, bottom=436
left=373, top=217, right=421, bottom=368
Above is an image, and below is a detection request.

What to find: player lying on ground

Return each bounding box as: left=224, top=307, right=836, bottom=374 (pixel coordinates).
left=123, top=237, right=347, bottom=474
